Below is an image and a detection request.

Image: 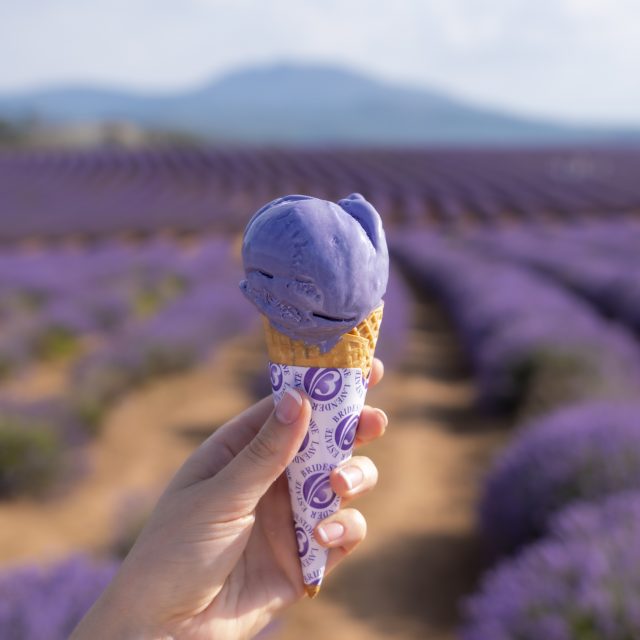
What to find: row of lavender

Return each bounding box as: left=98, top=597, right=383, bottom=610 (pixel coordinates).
left=392, top=230, right=640, bottom=638
left=1, top=237, right=234, bottom=372
left=1, top=147, right=639, bottom=239
left=392, top=232, right=640, bottom=413
left=467, top=220, right=640, bottom=334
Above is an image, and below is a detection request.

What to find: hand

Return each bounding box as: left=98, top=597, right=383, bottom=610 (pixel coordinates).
left=72, top=359, right=387, bottom=640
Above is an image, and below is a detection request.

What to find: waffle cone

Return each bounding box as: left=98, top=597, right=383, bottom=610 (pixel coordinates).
left=262, top=305, right=383, bottom=378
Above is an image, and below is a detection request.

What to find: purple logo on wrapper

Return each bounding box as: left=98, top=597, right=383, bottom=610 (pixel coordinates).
left=325, top=404, right=363, bottom=459
left=295, top=526, right=310, bottom=558
left=293, top=515, right=318, bottom=569
left=303, top=368, right=342, bottom=402
left=335, top=413, right=359, bottom=451
left=302, top=472, right=335, bottom=510
left=269, top=364, right=284, bottom=391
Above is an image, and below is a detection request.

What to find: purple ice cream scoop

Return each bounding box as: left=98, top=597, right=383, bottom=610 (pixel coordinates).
left=240, top=193, right=389, bottom=352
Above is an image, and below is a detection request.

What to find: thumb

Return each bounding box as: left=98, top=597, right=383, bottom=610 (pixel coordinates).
left=212, top=388, right=311, bottom=512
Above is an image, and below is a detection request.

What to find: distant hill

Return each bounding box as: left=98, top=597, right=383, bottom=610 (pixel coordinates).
left=0, top=63, right=638, bottom=146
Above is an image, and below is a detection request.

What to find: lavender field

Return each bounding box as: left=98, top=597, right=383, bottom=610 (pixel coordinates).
left=2, top=146, right=640, bottom=639
left=1, top=147, right=640, bottom=240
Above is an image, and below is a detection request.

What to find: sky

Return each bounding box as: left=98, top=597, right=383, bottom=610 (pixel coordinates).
left=1, top=0, right=639, bottom=125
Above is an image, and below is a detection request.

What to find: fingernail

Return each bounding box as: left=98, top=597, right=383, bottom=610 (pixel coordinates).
left=374, top=408, right=389, bottom=429
left=338, top=465, right=364, bottom=491
left=275, top=388, right=303, bottom=424
left=316, top=521, right=345, bottom=544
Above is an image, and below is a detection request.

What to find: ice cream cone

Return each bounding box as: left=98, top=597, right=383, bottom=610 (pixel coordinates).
left=264, top=305, right=383, bottom=596
left=240, top=192, right=388, bottom=598
left=263, top=305, right=383, bottom=378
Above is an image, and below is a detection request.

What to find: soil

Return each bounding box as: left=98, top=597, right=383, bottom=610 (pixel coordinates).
left=0, top=296, right=509, bottom=639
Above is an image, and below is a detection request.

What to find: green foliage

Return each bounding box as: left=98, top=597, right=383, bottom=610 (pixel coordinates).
left=515, top=347, right=637, bottom=423
left=34, top=328, right=79, bottom=361
left=0, top=354, right=14, bottom=381
left=133, top=275, right=186, bottom=319
left=68, top=366, right=129, bottom=435
left=0, top=416, right=64, bottom=497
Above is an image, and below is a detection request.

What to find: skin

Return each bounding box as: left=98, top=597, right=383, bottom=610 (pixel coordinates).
left=71, top=359, right=387, bottom=640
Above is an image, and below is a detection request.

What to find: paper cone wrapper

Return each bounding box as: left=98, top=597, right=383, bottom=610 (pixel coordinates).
left=265, top=306, right=383, bottom=596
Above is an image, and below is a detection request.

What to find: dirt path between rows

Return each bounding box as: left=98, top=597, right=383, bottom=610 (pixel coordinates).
left=0, top=297, right=508, bottom=639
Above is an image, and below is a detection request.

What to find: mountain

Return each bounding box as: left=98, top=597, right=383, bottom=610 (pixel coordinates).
left=0, top=63, right=637, bottom=145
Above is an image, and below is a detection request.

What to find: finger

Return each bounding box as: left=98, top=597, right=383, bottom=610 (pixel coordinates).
left=330, top=456, right=378, bottom=502
left=354, top=405, right=388, bottom=447
left=368, top=358, right=384, bottom=388
left=210, top=389, right=312, bottom=513
left=314, top=509, right=367, bottom=575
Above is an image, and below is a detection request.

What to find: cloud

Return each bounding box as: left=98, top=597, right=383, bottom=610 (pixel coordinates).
left=0, top=0, right=638, bottom=124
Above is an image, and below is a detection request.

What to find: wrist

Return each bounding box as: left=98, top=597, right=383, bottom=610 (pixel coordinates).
left=70, top=568, right=159, bottom=640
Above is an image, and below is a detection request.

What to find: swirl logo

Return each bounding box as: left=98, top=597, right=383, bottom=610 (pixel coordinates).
left=302, top=472, right=335, bottom=510
left=269, top=364, right=283, bottom=391
left=335, top=413, right=359, bottom=451
left=298, top=430, right=310, bottom=453
left=303, top=368, right=342, bottom=402
left=295, top=526, right=309, bottom=557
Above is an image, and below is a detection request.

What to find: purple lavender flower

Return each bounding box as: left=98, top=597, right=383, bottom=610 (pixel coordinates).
left=551, top=490, right=640, bottom=543
left=0, top=554, right=118, bottom=640
left=463, top=492, right=640, bottom=640
left=468, top=225, right=640, bottom=334
left=392, top=231, right=640, bottom=410
left=480, top=402, right=640, bottom=555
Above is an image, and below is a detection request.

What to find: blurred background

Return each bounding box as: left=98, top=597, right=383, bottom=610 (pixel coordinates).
left=1, top=1, right=640, bottom=638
